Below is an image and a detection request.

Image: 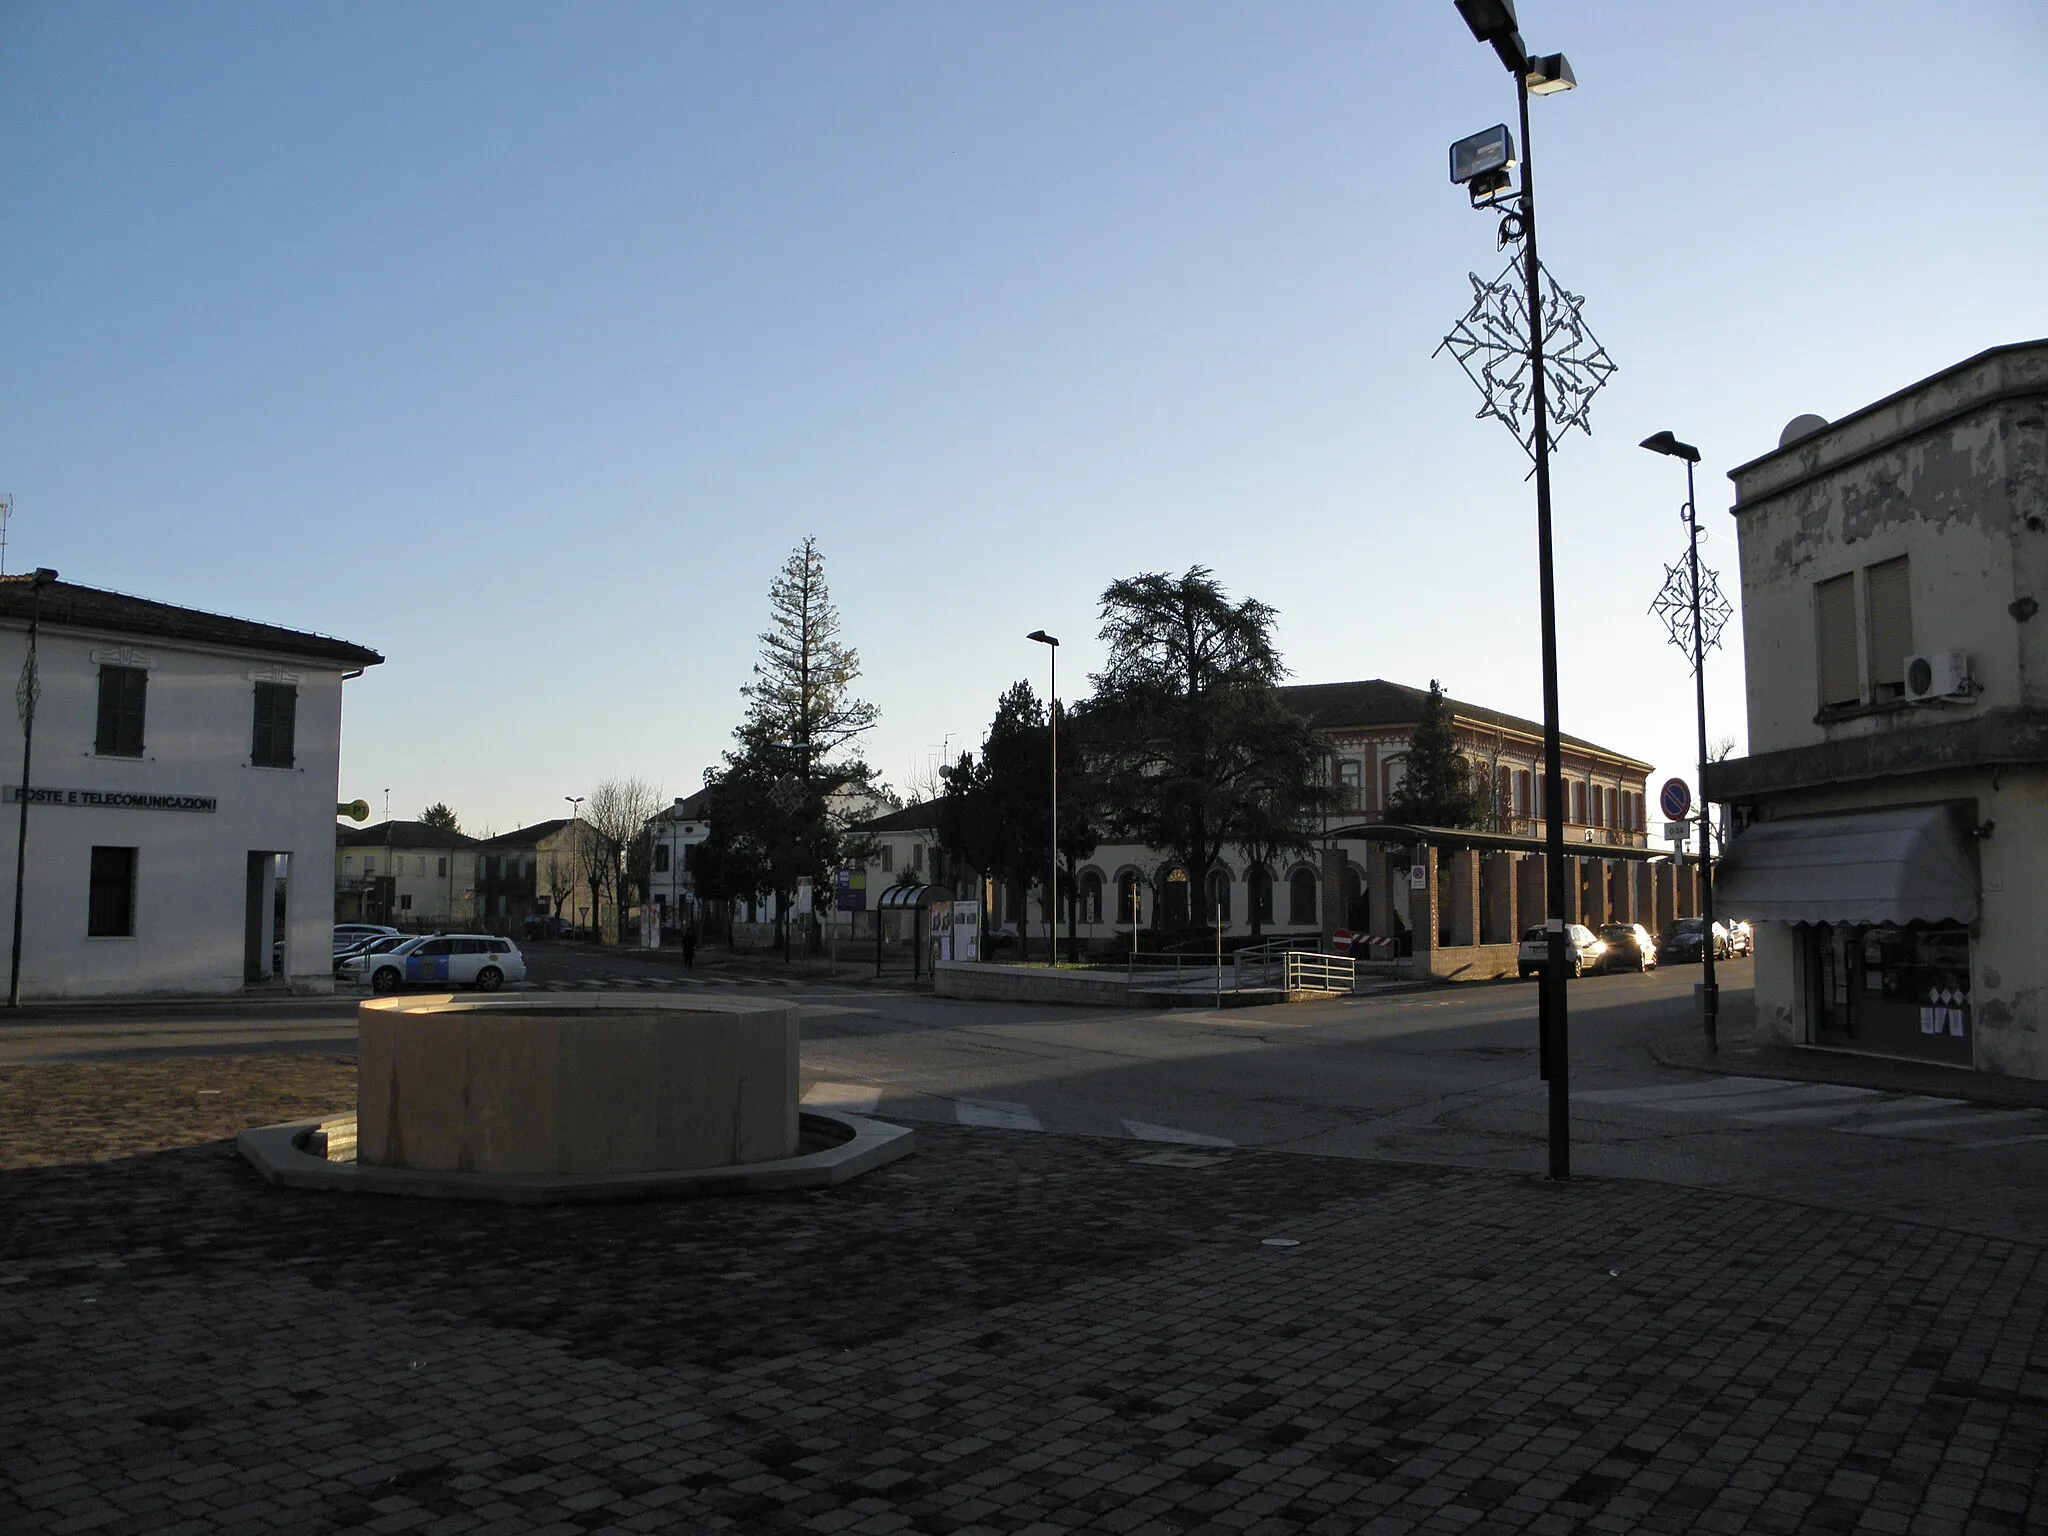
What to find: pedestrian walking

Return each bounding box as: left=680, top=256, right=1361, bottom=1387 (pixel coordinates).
left=681, top=927, right=697, bottom=971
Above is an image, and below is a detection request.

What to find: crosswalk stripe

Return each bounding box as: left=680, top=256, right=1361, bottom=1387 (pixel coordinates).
left=1656, top=1084, right=1877, bottom=1114
left=1121, top=1118, right=1235, bottom=1147
left=1731, top=1102, right=1882, bottom=1125
left=1575, top=1077, right=1803, bottom=1105
left=1841, top=1109, right=2045, bottom=1137
left=954, top=1099, right=1045, bottom=1132
left=1844, top=1095, right=1969, bottom=1116
left=801, top=1082, right=882, bottom=1114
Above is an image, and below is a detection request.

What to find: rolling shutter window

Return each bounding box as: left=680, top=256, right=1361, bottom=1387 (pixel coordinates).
left=1865, top=557, right=1913, bottom=698
left=1815, top=574, right=1860, bottom=706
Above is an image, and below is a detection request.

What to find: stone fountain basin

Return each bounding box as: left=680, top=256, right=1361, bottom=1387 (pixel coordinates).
left=358, top=992, right=799, bottom=1176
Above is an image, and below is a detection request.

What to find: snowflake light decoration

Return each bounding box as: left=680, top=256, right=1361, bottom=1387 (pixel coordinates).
left=1649, top=556, right=1735, bottom=674
left=1436, top=257, right=1617, bottom=462
left=15, top=647, right=37, bottom=726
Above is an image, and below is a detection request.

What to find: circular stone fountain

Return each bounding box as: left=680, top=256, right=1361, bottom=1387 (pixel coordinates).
left=238, top=992, right=913, bottom=1202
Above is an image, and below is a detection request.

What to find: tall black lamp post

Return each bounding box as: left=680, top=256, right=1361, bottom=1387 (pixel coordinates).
left=1026, top=630, right=1059, bottom=963
left=1642, top=430, right=1727, bottom=1049
left=1450, top=0, right=1578, bottom=1180
left=10, top=567, right=60, bottom=1008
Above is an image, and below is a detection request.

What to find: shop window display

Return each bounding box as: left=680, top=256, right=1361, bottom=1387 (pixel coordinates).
left=1807, top=921, right=1972, bottom=1067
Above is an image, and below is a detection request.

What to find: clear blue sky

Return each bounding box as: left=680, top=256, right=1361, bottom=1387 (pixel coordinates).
left=4, top=2, right=2043, bottom=834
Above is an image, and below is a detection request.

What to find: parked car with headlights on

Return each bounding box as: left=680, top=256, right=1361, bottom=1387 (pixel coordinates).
left=1518, top=923, right=1607, bottom=979
left=1658, top=918, right=1733, bottom=963
left=1598, top=923, right=1659, bottom=972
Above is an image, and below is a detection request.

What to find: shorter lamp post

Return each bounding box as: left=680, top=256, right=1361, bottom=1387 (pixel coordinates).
left=1642, top=430, right=1729, bottom=1049
left=9, top=567, right=59, bottom=1007
left=564, top=795, right=585, bottom=935
left=1026, top=630, right=1060, bottom=963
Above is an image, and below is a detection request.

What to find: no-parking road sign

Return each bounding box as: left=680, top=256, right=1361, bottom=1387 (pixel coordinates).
left=1659, top=777, right=1693, bottom=821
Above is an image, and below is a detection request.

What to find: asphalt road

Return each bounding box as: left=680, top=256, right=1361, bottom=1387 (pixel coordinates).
left=6, top=953, right=2045, bottom=1240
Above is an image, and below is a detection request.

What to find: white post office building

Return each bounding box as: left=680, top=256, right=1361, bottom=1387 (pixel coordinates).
left=0, top=575, right=382, bottom=999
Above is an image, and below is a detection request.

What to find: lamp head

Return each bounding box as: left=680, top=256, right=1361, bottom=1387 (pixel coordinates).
left=1640, top=431, right=1702, bottom=464
left=30, top=567, right=57, bottom=589
left=1524, top=52, right=1575, bottom=94
left=1026, top=629, right=1060, bottom=647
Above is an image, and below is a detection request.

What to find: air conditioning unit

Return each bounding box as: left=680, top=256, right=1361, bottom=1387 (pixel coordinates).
left=1903, top=649, right=1971, bottom=703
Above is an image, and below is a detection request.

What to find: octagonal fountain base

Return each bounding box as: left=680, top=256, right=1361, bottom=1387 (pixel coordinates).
left=238, top=992, right=913, bottom=1203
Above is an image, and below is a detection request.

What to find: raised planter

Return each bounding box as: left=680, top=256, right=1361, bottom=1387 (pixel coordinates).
left=357, top=992, right=798, bottom=1176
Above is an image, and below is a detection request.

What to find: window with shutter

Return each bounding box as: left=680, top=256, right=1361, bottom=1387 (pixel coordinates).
left=1815, top=574, right=1860, bottom=706
left=251, top=682, right=297, bottom=767
left=95, top=667, right=147, bottom=757
left=87, top=847, right=137, bottom=936
left=1865, top=557, right=1913, bottom=698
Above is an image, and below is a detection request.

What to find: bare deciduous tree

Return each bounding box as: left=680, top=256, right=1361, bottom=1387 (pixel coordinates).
left=580, top=777, right=664, bottom=943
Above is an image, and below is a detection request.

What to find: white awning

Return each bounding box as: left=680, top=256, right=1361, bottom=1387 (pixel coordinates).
left=1716, top=805, right=1978, bottom=925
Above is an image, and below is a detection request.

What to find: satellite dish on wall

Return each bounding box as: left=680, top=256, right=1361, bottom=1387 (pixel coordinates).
left=1779, top=413, right=1829, bottom=448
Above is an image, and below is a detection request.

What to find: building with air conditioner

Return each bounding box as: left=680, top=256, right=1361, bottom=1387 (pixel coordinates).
left=0, top=575, right=381, bottom=999
left=1708, top=340, right=2048, bottom=1076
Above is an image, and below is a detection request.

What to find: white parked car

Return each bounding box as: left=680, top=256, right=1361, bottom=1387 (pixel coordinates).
left=339, top=933, right=527, bottom=993
left=334, top=923, right=400, bottom=954
left=1517, top=923, right=1607, bottom=979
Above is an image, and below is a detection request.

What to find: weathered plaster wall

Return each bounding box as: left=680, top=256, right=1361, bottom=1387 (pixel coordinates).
left=1734, top=403, right=2026, bottom=756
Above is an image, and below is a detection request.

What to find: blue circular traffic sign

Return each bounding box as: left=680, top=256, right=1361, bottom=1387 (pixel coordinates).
left=1659, top=777, right=1693, bottom=821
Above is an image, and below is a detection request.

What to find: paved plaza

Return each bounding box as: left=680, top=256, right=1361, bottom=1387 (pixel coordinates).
left=2, top=1054, right=2046, bottom=1535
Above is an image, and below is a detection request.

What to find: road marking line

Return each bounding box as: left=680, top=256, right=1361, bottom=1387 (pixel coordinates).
left=1121, top=1118, right=1235, bottom=1147
left=801, top=1082, right=881, bottom=1114
left=955, top=1098, right=1043, bottom=1132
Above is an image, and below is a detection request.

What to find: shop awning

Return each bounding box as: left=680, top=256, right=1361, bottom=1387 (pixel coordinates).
left=1716, top=805, right=1978, bottom=925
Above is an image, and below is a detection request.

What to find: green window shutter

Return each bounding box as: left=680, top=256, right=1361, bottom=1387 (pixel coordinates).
left=1815, top=574, right=1860, bottom=706
left=252, top=683, right=297, bottom=767
left=96, top=667, right=147, bottom=756
left=1865, top=557, right=1913, bottom=696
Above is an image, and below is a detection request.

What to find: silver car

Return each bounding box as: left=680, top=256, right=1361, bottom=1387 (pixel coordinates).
left=1517, top=923, right=1607, bottom=979
left=340, top=933, right=527, bottom=993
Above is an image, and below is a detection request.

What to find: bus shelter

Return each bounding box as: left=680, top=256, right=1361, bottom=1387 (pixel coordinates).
left=875, top=883, right=955, bottom=980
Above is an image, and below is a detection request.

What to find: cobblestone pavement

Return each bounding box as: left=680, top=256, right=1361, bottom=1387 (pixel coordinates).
left=3, top=1057, right=2046, bottom=1535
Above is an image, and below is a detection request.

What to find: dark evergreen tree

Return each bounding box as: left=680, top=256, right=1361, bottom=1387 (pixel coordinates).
left=1385, top=680, right=1486, bottom=828
left=418, top=802, right=460, bottom=832
left=1084, top=567, right=1327, bottom=931
left=698, top=539, right=880, bottom=955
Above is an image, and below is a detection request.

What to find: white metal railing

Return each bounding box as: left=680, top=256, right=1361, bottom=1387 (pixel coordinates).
left=1282, top=950, right=1355, bottom=993
left=1231, top=937, right=1320, bottom=989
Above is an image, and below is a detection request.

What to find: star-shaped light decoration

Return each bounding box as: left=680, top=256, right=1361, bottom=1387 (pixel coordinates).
left=1649, top=556, right=1735, bottom=673
left=1436, top=256, right=1617, bottom=463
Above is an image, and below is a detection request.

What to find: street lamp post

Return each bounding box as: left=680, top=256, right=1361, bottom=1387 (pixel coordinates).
left=564, top=795, right=585, bottom=935
left=1027, top=630, right=1060, bottom=964
left=1642, top=431, right=1722, bottom=1049
left=1452, top=0, right=1577, bottom=1180
left=9, top=567, right=58, bottom=1007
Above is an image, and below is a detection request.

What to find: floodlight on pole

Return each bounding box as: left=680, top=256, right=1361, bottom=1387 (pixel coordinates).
left=1442, top=1, right=1588, bottom=1183
left=1027, top=630, right=1061, bottom=964
left=1642, top=431, right=1725, bottom=1051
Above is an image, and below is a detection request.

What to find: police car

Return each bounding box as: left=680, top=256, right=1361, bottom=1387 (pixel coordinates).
left=338, top=933, right=527, bottom=992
